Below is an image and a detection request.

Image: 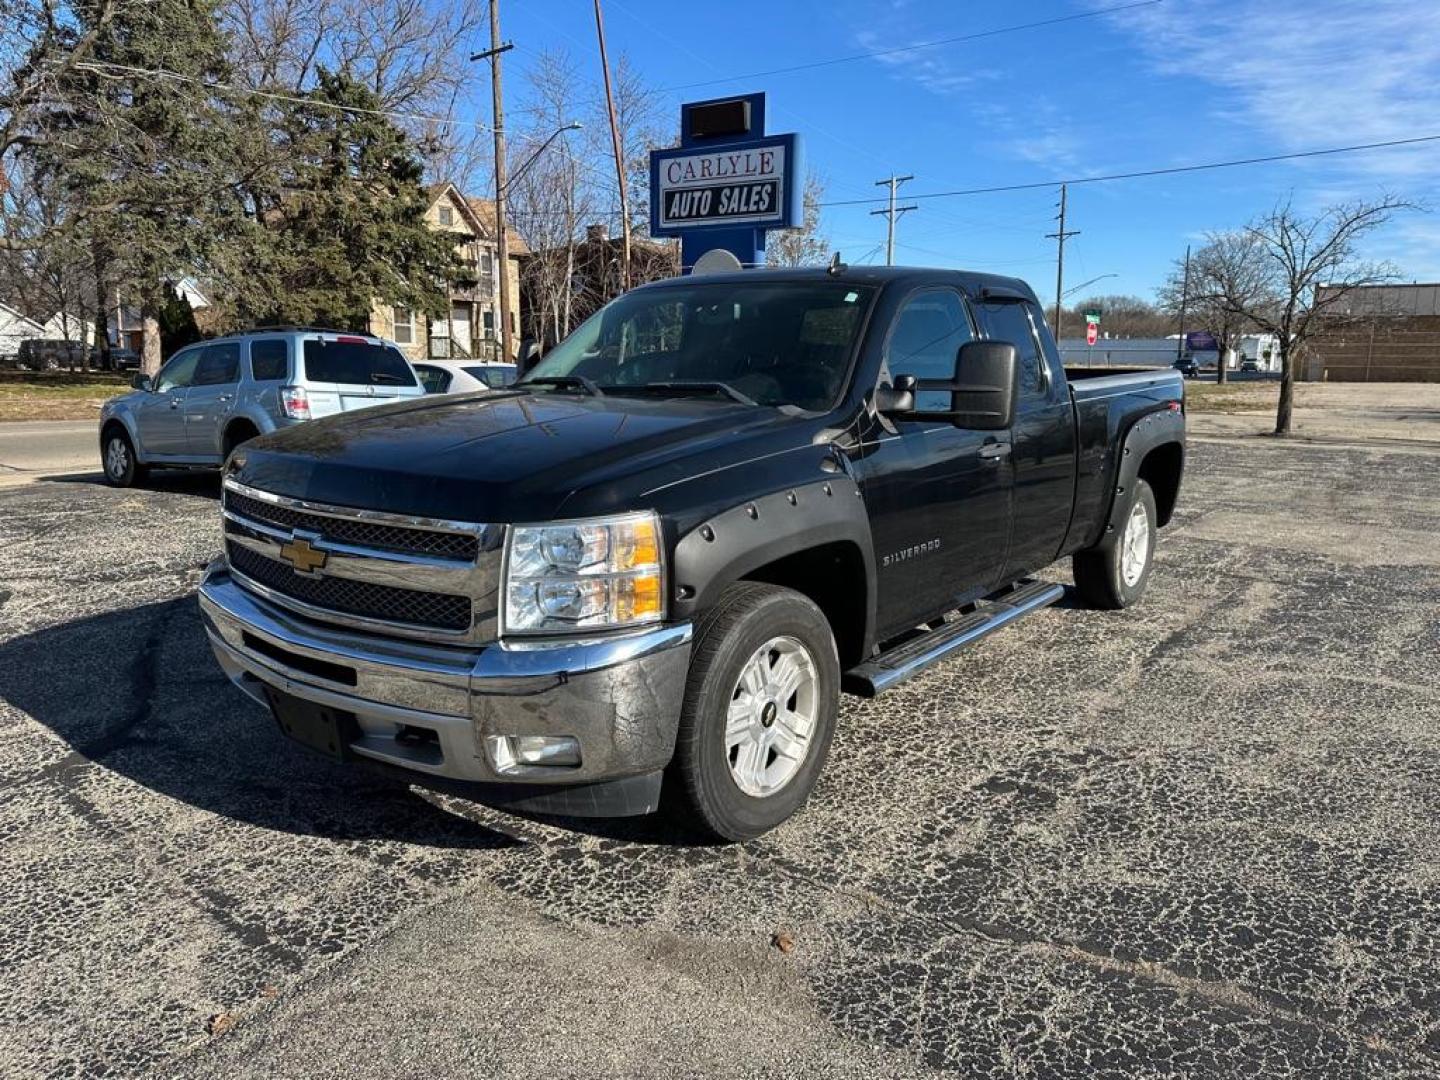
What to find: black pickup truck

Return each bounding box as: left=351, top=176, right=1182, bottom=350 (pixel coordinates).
left=199, top=267, right=1185, bottom=840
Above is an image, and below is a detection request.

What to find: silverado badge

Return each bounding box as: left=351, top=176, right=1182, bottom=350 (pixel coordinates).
left=278, top=536, right=328, bottom=575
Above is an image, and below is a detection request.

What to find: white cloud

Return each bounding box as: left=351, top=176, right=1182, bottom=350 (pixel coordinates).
left=852, top=29, right=998, bottom=97
left=1106, top=0, right=1440, bottom=186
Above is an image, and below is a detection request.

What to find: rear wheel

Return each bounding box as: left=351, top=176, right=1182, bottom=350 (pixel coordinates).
left=101, top=427, right=146, bottom=488
left=1073, top=478, right=1157, bottom=609
left=223, top=422, right=260, bottom=460
left=669, top=582, right=840, bottom=841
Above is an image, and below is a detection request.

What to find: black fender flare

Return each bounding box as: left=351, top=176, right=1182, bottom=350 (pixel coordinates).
left=671, top=477, right=877, bottom=651
left=1097, top=407, right=1185, bottom=547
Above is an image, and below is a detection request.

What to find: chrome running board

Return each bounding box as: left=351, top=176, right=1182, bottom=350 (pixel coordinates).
left=842, top=579, right=1065, bottom=697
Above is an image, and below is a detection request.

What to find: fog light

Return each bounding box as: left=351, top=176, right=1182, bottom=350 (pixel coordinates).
left=488, top=734, right=582, bottom=771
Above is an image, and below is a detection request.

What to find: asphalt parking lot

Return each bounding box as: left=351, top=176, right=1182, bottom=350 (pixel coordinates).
left=3, top=420, right=1440, bottom=1077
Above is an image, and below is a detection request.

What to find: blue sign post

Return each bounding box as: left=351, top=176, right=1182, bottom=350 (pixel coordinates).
left=649, top=93, right=803, bottom=272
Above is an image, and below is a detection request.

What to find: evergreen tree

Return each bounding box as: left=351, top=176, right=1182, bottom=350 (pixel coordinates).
left=236, top=70, right=465, bottom=331
left=27, top=0, right=254, bottom=372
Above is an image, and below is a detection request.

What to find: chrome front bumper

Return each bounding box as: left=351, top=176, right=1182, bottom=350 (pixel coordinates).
left=198, top=562, right=692, bottom=810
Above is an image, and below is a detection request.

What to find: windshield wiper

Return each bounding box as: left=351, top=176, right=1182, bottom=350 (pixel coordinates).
left=369, top=372, right=408, bottom=384
left=521, top=375, right=605, bottom=397
left=633, top=380, right=759, bottom=407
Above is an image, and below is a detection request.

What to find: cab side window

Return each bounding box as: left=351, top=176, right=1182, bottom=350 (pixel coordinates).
left=155, top=349, right=200, bottom=393
left=977, top=300, right=1046, bottom=398
left=194, top=343, right=240, bottom=387
left=885, top=290, right=975, bottom=412
left=250, top=340, right=290, bottom=382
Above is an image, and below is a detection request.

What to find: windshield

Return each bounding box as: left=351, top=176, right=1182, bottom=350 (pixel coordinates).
left=303, top=339, right=417, bottom=386
left=523, top=280, right=875, bottom=411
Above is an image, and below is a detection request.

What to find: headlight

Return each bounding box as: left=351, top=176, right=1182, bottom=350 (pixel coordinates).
left=503, top=511, right=664, bottom=634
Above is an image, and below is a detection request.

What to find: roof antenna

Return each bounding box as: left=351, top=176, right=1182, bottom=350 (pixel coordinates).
left=827, top=251, right=847, bottom=276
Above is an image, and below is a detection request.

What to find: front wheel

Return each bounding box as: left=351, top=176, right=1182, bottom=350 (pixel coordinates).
left=669, top=582, right=840, bottom=842
left=1073, top=478, right=1157, bottom=609
left=101, top=428, right=147, bottom=488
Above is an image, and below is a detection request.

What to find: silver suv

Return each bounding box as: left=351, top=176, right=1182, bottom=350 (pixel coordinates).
left=98, top=328, right=425, bottom=487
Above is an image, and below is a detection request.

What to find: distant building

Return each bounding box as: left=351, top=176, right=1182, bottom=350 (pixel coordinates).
left=368, top=183, right=527, bottom=362
left=1057, top=336, right=1183, bottom=368
left=0, top=301, right=46, bottom=361
left=1307, top=283, right=1440, bottom=382
left=519, top=224, right=678, bottom=350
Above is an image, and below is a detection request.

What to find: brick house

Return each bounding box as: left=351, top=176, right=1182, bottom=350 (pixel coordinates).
left=369, top=183, right=527, bottom=362
left=519, top=223, right=679, bottom=350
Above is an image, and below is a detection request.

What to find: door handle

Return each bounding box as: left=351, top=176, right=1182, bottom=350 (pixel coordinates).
left=217, top=394, right=232, bottom=403
left=168, top=397, right=181, bottom=409
left=978, top=442, right=1011, bottom=460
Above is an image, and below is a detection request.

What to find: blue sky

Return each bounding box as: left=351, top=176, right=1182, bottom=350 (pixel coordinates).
left=499, top=0, right=1440, bottom=305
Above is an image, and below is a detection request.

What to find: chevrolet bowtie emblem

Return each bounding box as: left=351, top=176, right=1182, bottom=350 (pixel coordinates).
left=278, top=536, right=328, bottom=575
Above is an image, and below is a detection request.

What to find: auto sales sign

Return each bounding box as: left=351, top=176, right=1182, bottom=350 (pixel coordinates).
left=649, top=134, right=800, bottom=237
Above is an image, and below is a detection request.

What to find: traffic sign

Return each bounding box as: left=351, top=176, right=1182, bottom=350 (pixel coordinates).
left=1084, top=309, right=1102, bottom=325
left=1086, top=322, right=1098, bottom=346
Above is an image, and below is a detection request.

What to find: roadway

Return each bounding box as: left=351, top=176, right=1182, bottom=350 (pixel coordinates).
left=0, top=420, right=98, bottom=482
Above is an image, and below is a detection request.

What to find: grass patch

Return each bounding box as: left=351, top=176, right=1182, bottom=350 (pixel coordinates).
left=0, top=381, right=126, bottom=422
left=1184, top=382, right=1279, bottom=414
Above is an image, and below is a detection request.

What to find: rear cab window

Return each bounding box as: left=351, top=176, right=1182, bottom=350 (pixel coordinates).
left=303, top=338, right=417, bottom=387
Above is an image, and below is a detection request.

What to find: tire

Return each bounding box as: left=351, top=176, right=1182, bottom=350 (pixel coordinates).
left=1073, top=478, right=1158, bottom=610
left=669, top=582, right=841, bottom=842
left=101, top=427, right=147, bottom=488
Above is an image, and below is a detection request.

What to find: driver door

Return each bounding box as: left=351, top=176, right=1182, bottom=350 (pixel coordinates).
left=133, top=348, right=199, bottom=456
left=853, top=288, right=1014, bottom=637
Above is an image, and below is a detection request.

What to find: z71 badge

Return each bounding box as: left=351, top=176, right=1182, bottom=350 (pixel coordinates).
left=882, top=539, right=941, bottom=567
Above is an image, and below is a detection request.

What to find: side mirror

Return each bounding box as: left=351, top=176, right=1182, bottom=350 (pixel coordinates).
left=947, top=341, right=1017, bottom=430
left=131, top=373, right=153, bottom=392
left=885, top=342, right=1017, bottom=430
left=518, top=340, right=540, bottom=374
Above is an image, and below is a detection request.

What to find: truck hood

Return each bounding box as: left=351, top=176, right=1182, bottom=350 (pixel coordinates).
left=230, top=389, right=798, bottom=522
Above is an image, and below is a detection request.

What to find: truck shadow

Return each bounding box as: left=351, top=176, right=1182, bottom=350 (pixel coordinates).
left=0, top=597, right=519, bottom=851
left=41, top=470, right=222, bottom=499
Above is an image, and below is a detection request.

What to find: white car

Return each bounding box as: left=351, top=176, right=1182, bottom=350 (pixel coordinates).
left=412, top=359, right=519, bottom=395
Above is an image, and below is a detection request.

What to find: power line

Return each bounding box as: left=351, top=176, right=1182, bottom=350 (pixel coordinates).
left=656, top=0, right=1163, bottom=93
left=70, top=60, right=492, bottom=131
left=818, top=132, right=1440, bottom=208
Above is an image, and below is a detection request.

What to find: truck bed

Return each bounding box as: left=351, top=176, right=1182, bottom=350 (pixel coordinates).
left=1062, top=365, right=1185, bottom=552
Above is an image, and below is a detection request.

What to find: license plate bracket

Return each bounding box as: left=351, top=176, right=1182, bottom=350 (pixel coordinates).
left=265, top=689, right=357, bottom=761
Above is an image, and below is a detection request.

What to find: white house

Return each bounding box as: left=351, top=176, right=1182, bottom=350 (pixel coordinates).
left=41, top=311, right=96, bottom=345
left=0, top=301, right=46, bottom=360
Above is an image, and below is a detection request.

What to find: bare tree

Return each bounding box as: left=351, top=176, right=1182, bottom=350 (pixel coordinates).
left=1207, top=196, right=1411, bottom=433
left=509, top=49, right=594, bottom=348
left=767, top=172, right=829, bottom=268
left=220, top=0, right=487, bottom=185
left=1157, top=232, right=1268, bottom=384
left=1060, top=294, right=1172, bottom=339
left=1, top=0, right=120, bottom=252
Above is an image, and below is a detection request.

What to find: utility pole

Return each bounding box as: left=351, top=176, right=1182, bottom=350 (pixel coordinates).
left=870, top=175, right=915, bottom=266
left=1046, top=183, right=1080, bottom=340
left=472, top=4, right=515, bottom=362
left=594, top=0, right=631, bottom=291
left=1175, top=244, right=1191, bottom=362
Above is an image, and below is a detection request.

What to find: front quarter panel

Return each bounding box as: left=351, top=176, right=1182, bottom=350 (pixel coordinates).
left=669, top=474, right=877, bottom=650
left=99, top=394, right=146, bottom=461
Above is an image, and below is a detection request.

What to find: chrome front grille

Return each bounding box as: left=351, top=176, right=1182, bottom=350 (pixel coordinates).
left=224, top=489, right=480, bottom=562
left=221, top=479, right=502, bottom=642
left=226, top=541, right=472, bottom=631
